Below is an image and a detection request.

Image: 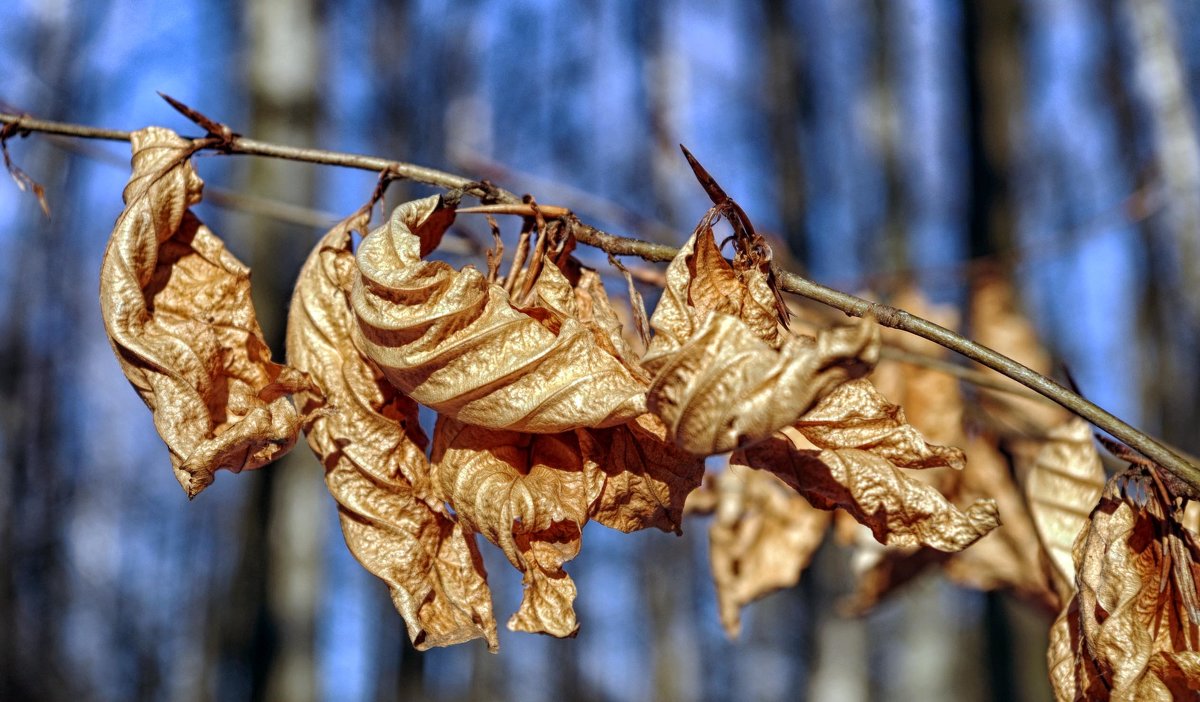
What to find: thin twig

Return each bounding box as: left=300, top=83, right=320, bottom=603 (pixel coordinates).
left=3, top=107, right=1197, bottom=491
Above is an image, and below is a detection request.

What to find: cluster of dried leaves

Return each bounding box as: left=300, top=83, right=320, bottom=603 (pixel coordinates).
left=688, top=275, right=1200, bottom=698
left=99, top=127, right=1199, bottom=696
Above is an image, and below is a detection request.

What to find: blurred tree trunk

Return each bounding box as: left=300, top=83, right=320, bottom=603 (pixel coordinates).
left=963, top=0, right=1021, bottom=262
left=0, top=10, right=86, bottom=701
left=1124, top=0, right=1200, bottom=324
left=963, top=2, right=1053, bottom=700
left=763, top=0, right=810, bottom=267
left=1121, top=0, right=1200, bottom=456
left=212, top=1, right=324, bottom=700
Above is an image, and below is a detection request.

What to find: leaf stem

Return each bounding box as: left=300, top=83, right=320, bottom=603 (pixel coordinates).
left=4, top=108, right=1197, bottom=490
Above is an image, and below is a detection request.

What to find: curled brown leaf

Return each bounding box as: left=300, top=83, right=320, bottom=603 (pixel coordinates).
left=970, top=273, right=1070, bottom=435
left=1049, top=472, right=1200, bottom=700
left=740, top=431, right=999, bottom=552
left=871, top=286, right=964, bottom=448
left=430, top=409, right=701, bottom=638
left=845, top=428, right=1062, bottom=616
left=644, top=224, right=879, bottom=455
left=286, top=213, right=498, bottom=651
left=352, top=196, right=647, bottom=433
left=699, top=462, right=831, bottom=638
left=432, top=418, right=590, bottom=638
left=581, top=413, right=705, bottom=534
left=99, top=127, right=309, bottom=497
left=795, top=378, right=966, bottom=470
left=1026, top=417, right=1106, bottom=602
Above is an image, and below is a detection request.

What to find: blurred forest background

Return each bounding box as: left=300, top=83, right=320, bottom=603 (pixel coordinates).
left=3, top=0, right=1200, bottom=700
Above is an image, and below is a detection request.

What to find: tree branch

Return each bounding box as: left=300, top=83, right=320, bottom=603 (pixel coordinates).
left=3, top=108, right=1197, bottom=491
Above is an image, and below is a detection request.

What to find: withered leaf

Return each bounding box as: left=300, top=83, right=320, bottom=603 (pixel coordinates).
left=644, top=224, right=879, bottom=455
left=700, top=461, right=831, bottom=638
left=432, top=418, right=590, bottom=638
left=1026, top=417, right=1106, bottom=602
left=685, top=210, right=783, bottom=346
left=352, top=196, right=647, bottom=432
left=581, top=413, right=705, bottom=534
left=740, top=431, right=999, bottom=552
left=844, top=425, right=1061, bottom=616
left=795, top=378, right=966, bottom=470
left=1049, top=473, right=1200, bottom=700
left=570, top=268, right=650, bottom=382
left=431, top=407, right=700, bottom=637
left=99, top=127, right=309, bottom=498
left=871, top=287, right=965, bottom=448
left=286, top=213, right=498, bottom=651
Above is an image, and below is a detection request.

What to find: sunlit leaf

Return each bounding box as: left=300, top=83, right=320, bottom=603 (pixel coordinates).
left=795, top=378, right=966, bottom=470
left=740, top=431, right=999, bottom=552
left=352, top=196, right=647, bottom=432
left=696, top=462, right=831, bottom=638
left=431, top=418, right=590, bottom=638
left=643, top=220, right=879, bottom=455
left=286, top=213, right=498, bottom=650
left=581, top=412, right=705, bottom=534
left=1026, top=418, right=1106, bottom=602
left=1049, top=470, right=1200, bottom=700
left=970, top=273, right=1069, bottom=434
left=99, top=127, right=309, bottom=497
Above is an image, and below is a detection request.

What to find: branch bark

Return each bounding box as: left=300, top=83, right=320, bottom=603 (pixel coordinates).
left=3, top=108, right=1197, bottom=491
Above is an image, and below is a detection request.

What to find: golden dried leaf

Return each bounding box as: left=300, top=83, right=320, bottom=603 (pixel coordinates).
left=644, top=225, right=879, bottom=455
left=581, top=413, right=705, bottom=534
left=685, top=212, right=782, bottom=345
left=846, top=431, right=1066, bottom=616
left=705, top=461, right=831, bottom=638
left=352, top=196, right=647, bottom=432
left=604, top=254, right=652, bottom=350
left=871, top=287, right=965, bottom=448
left=99, top=127, right=309, bottom=498
left=286, top=214, right=498, bottom=651
left=943, top=434, right=1059, bottom=609
left=432, top=418, right=590, bottom=638
left=741, top=432, right=999, bottom=552
left=795, top=378, right=966, bottom=470
left=1049, top=472, right=1200, bottom=700
left=571, top=268, right=650, bottom=381
left=1026, top=418, right=1106, bottom=601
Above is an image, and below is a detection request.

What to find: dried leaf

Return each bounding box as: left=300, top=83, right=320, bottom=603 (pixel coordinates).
left=644, top=225, right=879, bottom=455
left=581, top=413, right=705, bottom=534
left=1049, top=473, right=1200, bottom=700
left=703, top=462, right=831, bottom=638
left=99, top=127, right=309, bottom=497
left=872, top=287, right=964, bottom=448
left=795, top=378, right=966, bottom=470
left=943, top=435, right=1059, bottom=607
left=846, top=434, right=1061, bottom=615
left=679, top=147, right=791, bottom=325
left=431, top=405, right=700, bottom=637
left=432, top=418, right=590, bottom=638
left=555, top=267, right=649, bottom=383
left=1027, top=418, right=1106, bottom=602
left=353, top=196, right=647, bottom=432
left=1, top=132, right=51, bottom=218
left=686, top=212, right=783, bottom=345
left=740, top=431, right=999, bottom=552
left=286, top=213, right=498, bottom=651
left=605, top=254, right=652, bottom=349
